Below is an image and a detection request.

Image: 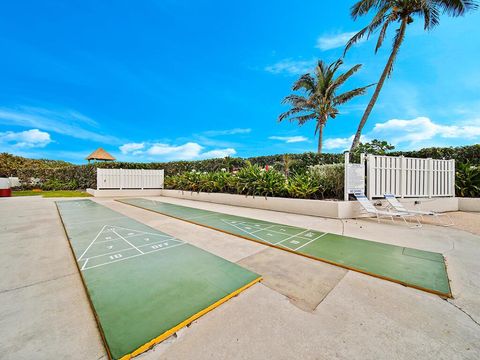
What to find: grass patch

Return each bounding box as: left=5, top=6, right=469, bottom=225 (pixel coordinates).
left=12, top=190, right=92, bottom=198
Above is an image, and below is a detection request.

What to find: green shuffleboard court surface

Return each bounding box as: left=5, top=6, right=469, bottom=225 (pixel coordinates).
left=56, top=199, right=261, bottom=360
left=118, top=198, right=451, bottom=298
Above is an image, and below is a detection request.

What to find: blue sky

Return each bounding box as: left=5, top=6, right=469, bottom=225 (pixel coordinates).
left=0, top=1, right=479, bottom=163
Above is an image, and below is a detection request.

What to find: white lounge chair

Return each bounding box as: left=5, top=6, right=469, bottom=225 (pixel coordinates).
left=353, top=192, right=421, bottom=228
left=384, top=193, right=454, bottom=227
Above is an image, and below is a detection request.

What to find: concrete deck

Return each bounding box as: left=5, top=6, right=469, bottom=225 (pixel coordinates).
left=1, top=195, right=479, bottom=360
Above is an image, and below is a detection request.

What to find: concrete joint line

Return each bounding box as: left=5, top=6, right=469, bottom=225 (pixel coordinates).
left=0, top=272, right=77, bottom=295
left=313, top=270, right=349, bottom=311
left=446, top=299, right=480, bottom=327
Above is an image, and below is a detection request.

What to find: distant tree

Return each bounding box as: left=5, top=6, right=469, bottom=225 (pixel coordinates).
left=279, top=59, right=373, bottom=154
left=353, top=139, right=395, bottom=155
left=345, top=0, right=479, bottom=151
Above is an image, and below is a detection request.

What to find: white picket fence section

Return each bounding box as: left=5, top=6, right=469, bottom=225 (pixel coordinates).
left=366, top=154, right=455, bottom=199
left=97, top=169, right=164, bottom=190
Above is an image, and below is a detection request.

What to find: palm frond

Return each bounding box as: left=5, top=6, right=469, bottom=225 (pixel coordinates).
left=287, top=113, right=317, bottom=126
left=375, top=17, right=393, bottom=52
left=292, top=74, right=316, bottom=92
left=351, top=0, right=387, bottom=19
left=334, top=84, right=375, bottom=106
left=278, top=107, right=307, bottom=122
left=331, top=63, right=362, bottom=89
left=436, top=0, right=479, bottom=16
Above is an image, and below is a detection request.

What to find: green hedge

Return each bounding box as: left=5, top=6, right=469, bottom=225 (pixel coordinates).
left=5, top=144, right=479, bottom=190
left=164, top=164, right=344, bottom=200
left=16, top=165, right=97, bottom=190
left=389, top=144, right=480, bottom=165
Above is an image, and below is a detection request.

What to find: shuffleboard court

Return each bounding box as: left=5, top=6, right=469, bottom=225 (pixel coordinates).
left=118, top=198, right=452, bottom=298
left=56, top=199, right=261, bottom=360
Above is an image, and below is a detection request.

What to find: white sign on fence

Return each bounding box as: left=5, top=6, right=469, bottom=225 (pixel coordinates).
left=97, top=169, right=164, bottom=190
left=344, top=152, right=365, bottom=201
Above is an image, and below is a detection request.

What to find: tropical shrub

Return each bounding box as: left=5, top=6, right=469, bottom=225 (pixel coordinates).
left=308, top=164, right=344, bottom=199
left=165, top=164, right=343, bottom=200
left=286, top=173, right=321, bottom=199
left=455, top=163, right=480, bottom=197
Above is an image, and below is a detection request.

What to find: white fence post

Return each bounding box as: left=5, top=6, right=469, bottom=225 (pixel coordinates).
left=451, top=159, right=456, bottom=196
left=366, top=154, right=373, bottom=200
left=400, top=155, right=406, bottom=198
left=344, top=152, right=349, bottom=201
left=427, top=158, right=433, bottom=198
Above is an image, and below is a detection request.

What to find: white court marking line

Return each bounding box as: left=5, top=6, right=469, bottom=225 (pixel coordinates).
left=231, top=223, right=305, bottom=237
left=250, top=224, right=276, bottom=234
left=95, top=233, right=177, bottom=244
left=112, top=229, right=145, bottom=255
left=106, top=225, right=173, bottom=238
left=220, top=219, right=277, bottom=244
left=81, top=258, right=89, bottom=270
left=136, top=238, right=180, bottom=248
left=78, top=246, right=138, bottom=261
left=185, top=213, right=219, bottom=221
left=223, top=219, right=308, bottom=238
left=79, top=238, right=181, bottom=261
left=274, top=229, right=312, bottom=246
left=83, top=243, right=186, bottom=271
left=65, top=217, right=125, bottom=226
left=77, top=225, right=108, bottom=261
left=294, top=232, right=328, bottom=251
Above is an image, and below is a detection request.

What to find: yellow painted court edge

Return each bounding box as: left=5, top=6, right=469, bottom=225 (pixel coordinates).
left=119, top=276, right=262, bottom=360
left=117, top=199, right=452, bottom=299
left=56, top=201, right=262, bottom=360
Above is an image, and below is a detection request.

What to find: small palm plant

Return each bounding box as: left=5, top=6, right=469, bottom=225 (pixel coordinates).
left=275, top=154, right=297, bottom=178
left=279, top=59, right=373, bottom=154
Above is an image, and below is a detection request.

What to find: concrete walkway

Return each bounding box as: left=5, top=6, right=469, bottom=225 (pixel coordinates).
left=1, top=196, right=479, bottom=360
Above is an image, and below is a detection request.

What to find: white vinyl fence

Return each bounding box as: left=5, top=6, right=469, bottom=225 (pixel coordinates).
left=97, top=169, right=164, bottom=190
left=366, top=154, right=455, bottom=199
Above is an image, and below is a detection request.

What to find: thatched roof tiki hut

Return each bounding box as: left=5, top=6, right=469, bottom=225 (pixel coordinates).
left=86, top=148, right=116, bottom=163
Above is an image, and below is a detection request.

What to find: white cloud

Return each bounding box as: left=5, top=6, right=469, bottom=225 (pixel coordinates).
left=265, top=58, right=316, bottom=75
left=0, top=106, right=120, bottom=144
left=323, top=135, right=369, bottom=150
left=119, top=141, right=236, bottom=161
left=201, top=148, right=236, bottom=158
left=202, top=128, right=251, bottom=136
left=323, top=116, right=480, bottom=151
left=372, top=117, right=480, bottom=144
left=147, top=142, right=203, bottom=160
left=0, top=129, right=52, bottom=148
left=119, top=142, right=145, bottom=154
left=316, top=31, right=365, bottom=51
left=269, top=136, right=309, bottom=143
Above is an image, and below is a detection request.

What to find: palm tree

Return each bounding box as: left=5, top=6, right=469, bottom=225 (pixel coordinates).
left=346, top=0, right=478, bottom=151
left=279, top=59, right=373, bottom=153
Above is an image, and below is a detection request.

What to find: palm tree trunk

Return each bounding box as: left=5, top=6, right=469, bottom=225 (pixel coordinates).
left=350, top=18, right=408, bottom=151
left=317, top=122, right=324, bottom=154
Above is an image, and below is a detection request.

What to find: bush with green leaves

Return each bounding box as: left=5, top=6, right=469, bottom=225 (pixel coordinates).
left=164, top=163, right=345, bottom=200
left=455, top=163, right=480, bottom=197
left=307, top=164, right=344, bottom=199
left=286, top=173, right=321, bottom=199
